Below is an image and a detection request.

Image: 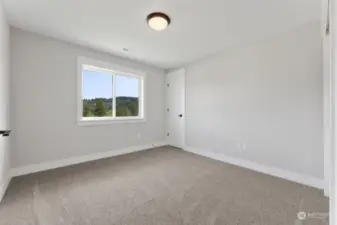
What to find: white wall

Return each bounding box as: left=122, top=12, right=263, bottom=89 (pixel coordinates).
left=185, top=22, right=323, bottom=179
left=0, top=4, right=10, bottom=199
left=10, top=28, right=166, bottom=167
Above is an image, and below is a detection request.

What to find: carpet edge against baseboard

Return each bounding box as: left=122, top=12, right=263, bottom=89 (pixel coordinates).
left=10, top=141, right=168, bottom=177
left=0, top=175, right=11, bottom=202
left=8, top=143, right=326, bottom=195
left=183, top=146, right=325, bottom=191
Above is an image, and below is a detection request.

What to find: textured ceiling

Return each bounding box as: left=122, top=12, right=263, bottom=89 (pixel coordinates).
left=1, top=0, right=321, bottom=69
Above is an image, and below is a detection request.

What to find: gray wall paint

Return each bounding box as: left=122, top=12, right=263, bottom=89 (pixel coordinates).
left=185, top=22, right=323, bottom=179
left=10, top=28, right=166, bottom=167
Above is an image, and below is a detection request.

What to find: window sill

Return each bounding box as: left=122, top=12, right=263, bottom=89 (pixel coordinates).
left=78, top=117, right=146, bottom=126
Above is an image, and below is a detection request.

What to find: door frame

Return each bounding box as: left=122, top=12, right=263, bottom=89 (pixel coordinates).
left=323, top=24, right=332, bottom=197
left=165, top=68, right=186, bottom=148
left=0, top=4, right=10, bottom=202
left=329, top=0, right=336, bottom=223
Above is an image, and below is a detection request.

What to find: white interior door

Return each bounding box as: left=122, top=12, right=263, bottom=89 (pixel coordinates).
left=0, top=8, right=10, bottom=201
left=166, top=69, right=185, bottom=148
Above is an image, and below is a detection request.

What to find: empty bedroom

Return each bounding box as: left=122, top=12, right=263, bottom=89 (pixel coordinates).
left=0, top=0, right=335, bottom=224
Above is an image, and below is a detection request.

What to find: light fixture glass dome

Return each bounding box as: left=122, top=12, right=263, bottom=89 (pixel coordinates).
left=147, top=12, right=170, bottom=31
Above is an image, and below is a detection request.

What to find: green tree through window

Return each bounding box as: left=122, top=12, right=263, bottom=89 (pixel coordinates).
left=81, top=62, right=143, bottom=121
left=94, top=99, right=107, bottom=116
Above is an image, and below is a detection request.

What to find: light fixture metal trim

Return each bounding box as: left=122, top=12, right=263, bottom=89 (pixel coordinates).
left=147, top=12, right=171, bottom=31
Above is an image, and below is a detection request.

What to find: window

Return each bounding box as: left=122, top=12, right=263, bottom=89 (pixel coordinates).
left=78, top=57, right=145, bottom=125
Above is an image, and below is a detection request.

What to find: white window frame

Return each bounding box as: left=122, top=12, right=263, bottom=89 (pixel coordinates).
left=77, top=56, right=146, bottom=125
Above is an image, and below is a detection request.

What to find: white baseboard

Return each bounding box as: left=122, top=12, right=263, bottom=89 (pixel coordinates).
left=0, top=175, right=12, bottom=202
left=183, top=146, right=324, bottom=190
left=324, top=181, right=330, bottom=197
left=10, top=141, right=168, bottom=177
left=8, top=143, right=324, bottom=192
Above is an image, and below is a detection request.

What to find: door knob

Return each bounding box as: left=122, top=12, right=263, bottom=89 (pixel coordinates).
left=178, top=114, right=183, bottom=118
left=0, top=130, right=11, bottom=137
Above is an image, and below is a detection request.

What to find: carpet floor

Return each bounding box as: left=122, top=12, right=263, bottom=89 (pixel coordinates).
left=0, top=146, right=329, bottom=225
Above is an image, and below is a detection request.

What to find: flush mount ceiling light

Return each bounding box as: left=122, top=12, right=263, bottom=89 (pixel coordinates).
left=147, top=12, right=170, bottom=31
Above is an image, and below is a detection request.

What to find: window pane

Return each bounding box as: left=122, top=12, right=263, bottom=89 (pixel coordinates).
left=116, top=74, right=139, bottom=117
left=82, top=70, right=113, bottom=117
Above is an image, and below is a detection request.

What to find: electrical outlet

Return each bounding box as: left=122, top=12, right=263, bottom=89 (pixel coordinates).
left=242, top=142, right=247, bottom=150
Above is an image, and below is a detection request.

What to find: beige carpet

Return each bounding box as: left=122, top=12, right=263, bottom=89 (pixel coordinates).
left=0, top=146, right=329, bottom=225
